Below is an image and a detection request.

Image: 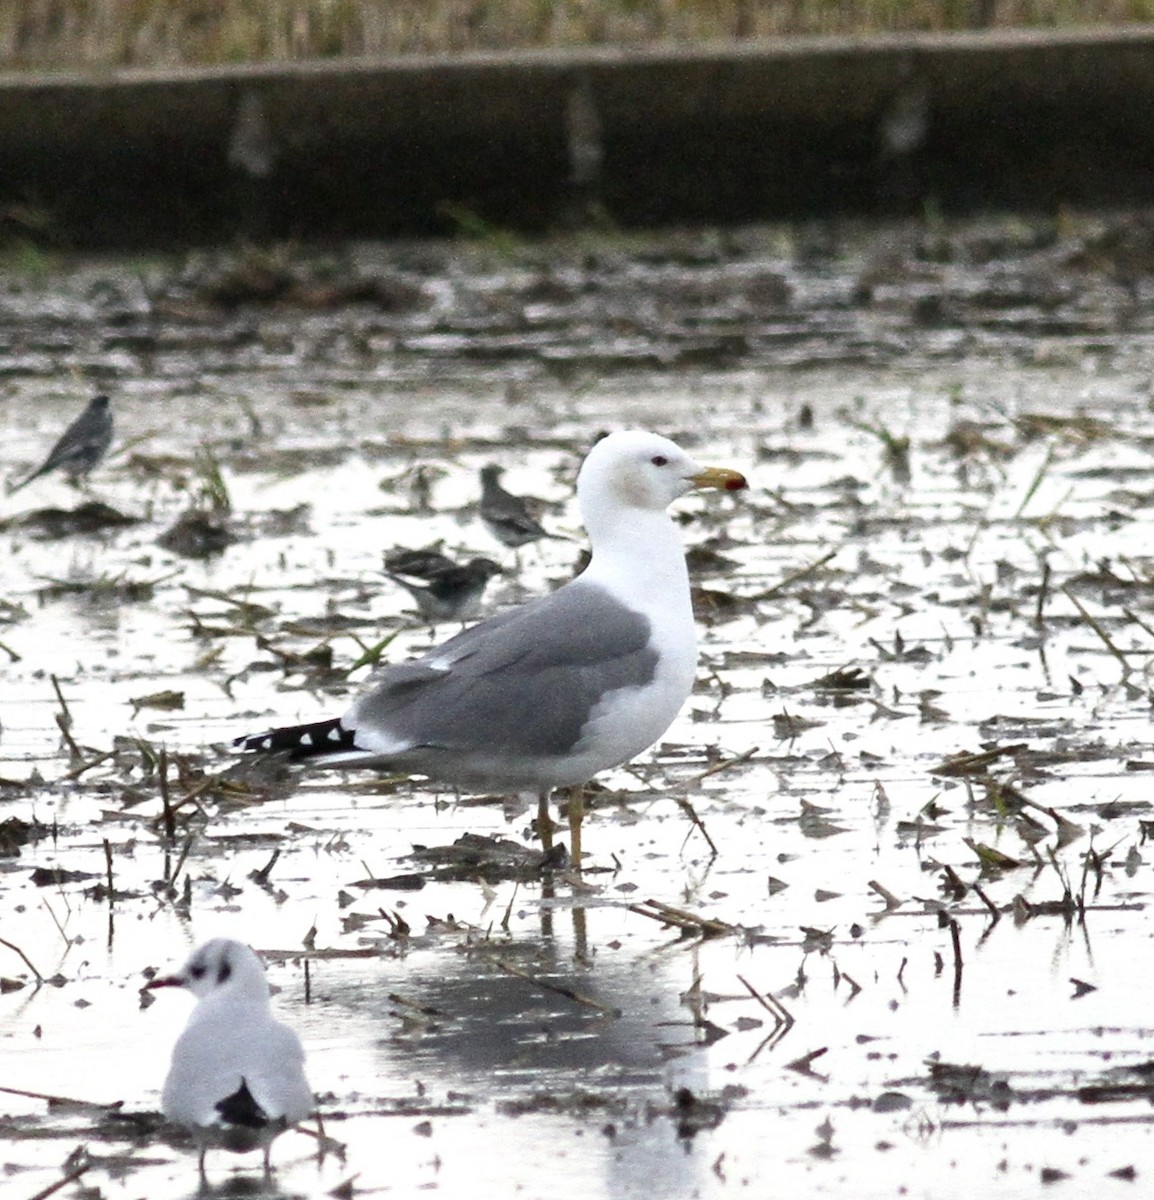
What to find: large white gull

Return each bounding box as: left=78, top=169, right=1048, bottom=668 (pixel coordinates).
left=238, top=430, right=747, bottom=858
left=147, top=938, right=313, bottom=1178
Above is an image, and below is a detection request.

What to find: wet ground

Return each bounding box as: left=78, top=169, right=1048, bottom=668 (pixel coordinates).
left=4, top=212, right=1154, bottom=1199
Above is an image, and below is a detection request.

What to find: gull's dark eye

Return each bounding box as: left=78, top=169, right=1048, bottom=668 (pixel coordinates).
left=189, top=962, right=207, bottom=980
left=651, top=455, right=668, bottom=467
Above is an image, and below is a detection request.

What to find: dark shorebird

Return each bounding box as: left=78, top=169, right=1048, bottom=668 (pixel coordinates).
left=238, top=431, right=746, bottom=864
left=383, top=547, right=459, bottom=581
left=9, top=394, right=114, bottom=493
left=385, top=554, right=502, bottom=625
left=478, top=463, right=554, bottom=549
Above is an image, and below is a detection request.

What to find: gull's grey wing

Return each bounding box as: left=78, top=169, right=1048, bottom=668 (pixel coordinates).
left=349, top=580, right=657, bottom=759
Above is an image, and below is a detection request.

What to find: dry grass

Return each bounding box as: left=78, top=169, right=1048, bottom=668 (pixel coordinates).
left=2, top=1, right=1154, bottom=70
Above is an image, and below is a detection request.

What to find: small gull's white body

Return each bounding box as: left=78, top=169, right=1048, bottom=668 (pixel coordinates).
left=240, top=430, right=746, bottom=856
left=148, top=938, right=313, bottom=1177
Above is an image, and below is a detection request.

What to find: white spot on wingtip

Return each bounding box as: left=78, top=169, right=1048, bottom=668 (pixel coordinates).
left=299, top=732, right=313, bottom=747
left=327, top=726, right=342, bottom=742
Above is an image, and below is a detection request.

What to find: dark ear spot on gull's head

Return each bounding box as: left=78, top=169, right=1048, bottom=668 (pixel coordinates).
left=148, top=937, right=267, bottom=1000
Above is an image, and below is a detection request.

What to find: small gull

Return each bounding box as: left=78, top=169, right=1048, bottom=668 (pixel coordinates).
left=386, top=554, right=503, bottom=625
left=9, top=393, right=113, bottom=493
left=479, top=462, right=555, bottom=549
left=147, top=938, right=313, bottom=1178
left=239, top=430, right=746, bottom=860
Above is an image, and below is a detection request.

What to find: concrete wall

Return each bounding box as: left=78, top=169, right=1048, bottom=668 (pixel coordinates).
left=2, top=26, right=1154, bottom=246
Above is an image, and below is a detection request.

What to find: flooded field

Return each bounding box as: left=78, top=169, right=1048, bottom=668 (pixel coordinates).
left=4, top=214, right=1154, bottom=1199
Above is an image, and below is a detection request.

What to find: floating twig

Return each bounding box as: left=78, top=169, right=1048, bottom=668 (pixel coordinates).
left=1034, top=558, right=1051, bottom=627
left=930, top=743, right=1027, bottom=777
left=158, top=746, right=174, bottom=841
left=168, top=834, right=194, bottom=890
left=971, top=882, right=1001, bottom=922
left=687, top=746, right=759, bottom=785
left=628, top=898, right=733, bottom=938
left=59, top=748, right=116, bottom=781
left=25, top=1157, right=92, bottom=1200
left=868, top=879, right=903, bottom=910
left=250, top=849, right=281, bottom=886
left=492, top=958, right=618, bottom=1015
left=674, top=794, right=717, bottom=857
left=737, top=975, right=795, bottom=1033
left=500, top=884, right=517, bottom=933
left=102, top=839, right=115, bottom=906
left=53, top=715, right=82, bottom=762
left=1062, top=586, right=1132, bottom=679
left=757, top=549, right=839, bottom=600
left=376, top=910, right=411, bottom=939
left=943, top=914, right=963, bottom=1007
left=0, top=1084, right=114, bottom=1109
left=0, top=935, right=43, bottom=983
left=291, top=1118, right=347, bottom=1157
left=49, top=674, right=73, bottom=730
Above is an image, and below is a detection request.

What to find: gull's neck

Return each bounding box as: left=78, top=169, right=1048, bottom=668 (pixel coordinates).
left=196, top=972, right=270, bottom=1013
left=581, top=503, right=690, bottom=612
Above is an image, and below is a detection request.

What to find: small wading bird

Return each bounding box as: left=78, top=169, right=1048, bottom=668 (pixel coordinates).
left=147, top=938, right=313, bottom=1179
left=385, top=553, right=502, bottom=625
left=382, top=547, right=459, bottom=580
left=238, top=430, right=747, bottom=863
left=9, top=393, right=113, bottom=493
left=478, top=462, right=555, bottom=549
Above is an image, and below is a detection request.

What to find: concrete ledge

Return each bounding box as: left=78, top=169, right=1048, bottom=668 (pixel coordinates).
left=3, top=26, right=1154, bottom=246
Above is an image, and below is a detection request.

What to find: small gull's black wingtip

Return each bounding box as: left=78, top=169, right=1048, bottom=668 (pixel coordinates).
left=215, top=1078, right=270, bottom=1130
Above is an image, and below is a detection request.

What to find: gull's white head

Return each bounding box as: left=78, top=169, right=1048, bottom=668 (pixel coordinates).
left=147, top=938, right=269, bottom=1002
left=577, top=430, right=747, bottom=515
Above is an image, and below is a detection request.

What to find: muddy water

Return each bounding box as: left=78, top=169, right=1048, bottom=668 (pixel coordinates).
left=3, top=217, right=1154, bottom=1199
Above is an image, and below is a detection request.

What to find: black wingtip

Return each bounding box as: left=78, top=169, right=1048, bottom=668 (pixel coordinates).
left=235, top=717, right=357, bottom=760
left=215, top=1078, right=269, bottom=1130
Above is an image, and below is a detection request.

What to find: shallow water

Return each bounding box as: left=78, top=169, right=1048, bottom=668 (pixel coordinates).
left=3, top=218, right=1154, bottom=1199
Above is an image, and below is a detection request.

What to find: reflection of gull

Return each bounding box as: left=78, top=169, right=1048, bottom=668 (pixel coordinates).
left=147, top=938, right=313, bottom=1178
left=239, top=430, right=746, bottom=859
left=567, top=75, right=603, bottom=188
left=228, top=89, right=278, bottom=180
left=9, top=394, right=113, bottom=493
left=326, top=923, right=720, bottom=1198
left=879, top=82, right=930, bottom=160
